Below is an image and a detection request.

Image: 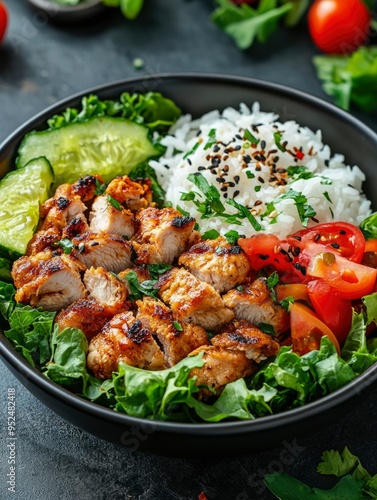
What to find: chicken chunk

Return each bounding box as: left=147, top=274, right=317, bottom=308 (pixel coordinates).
left=89, top=195, right=137, bottom=239
left=83, top=266, right=129, bottom=311
left=212, top=320, right=280, bottom=363
left=26, top=227, right=61, bottom=256
left=71, top=232, right=133, bottom=274
left=134, top=207, right=196, bottom=265
left=61, top=214, right=90, bottom=240
left=55, top=298, right=116, bottom=340
left=106, top=175, right=153, bottom=212
left=87, top=311, right=165, bottom=379
left=136, top=297, right=209, bottom=367
left=12, top=253, right=86, bottom=311
left=40, top=186, right=87, bottom=232
left=179, top=237, right=250, bottom=293
left=189, top=345, right=256, bottom=399
left=223, top=278, right=290, bottom=338
left=71, top=175, right=104, bottom=202
left=157, top=267, right=234, bottom=331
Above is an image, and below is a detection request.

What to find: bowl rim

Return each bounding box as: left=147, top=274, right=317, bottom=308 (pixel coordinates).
left=26, top=0, right=103, bottom=14
left=1, top=72, right=377, bottom=436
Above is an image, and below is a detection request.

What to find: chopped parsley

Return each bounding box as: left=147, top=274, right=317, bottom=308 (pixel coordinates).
left=188, top=172, right=225, bottom=215
left=107, top=195, right=123, bottom=211
left=180, top=191, right=196, bottom=201
left=224, top=229, right=242, bottom=245
left=273, top=132, right=286, bottom=152
left=124, top=271, right=159, bottom=301
left=258, top=323, right=276, bottom=336
left=244, top=129, right=259, bottom=145
left=94, top=178, right=106, bottom=195
left=266, top=271, right=279, bottom=290
left=279, top=188, right=316, bottom=227
left=227, top=198, right=263, bottom=232
left=183, top=142, right=200, bottom=159
left=173, top=321, right=183, bottom=331
left=254, top=185, right=261, bottom=192
left=202, top=229, right=220, bottom=240
left=236, top=285, right=244, bottom=292
left=246, top=171, right=255, bottom=179
left=280, top=296, right=294, bottom=311
left=54, top=238, right=75, bottom=254
left=323, top=191, right=333, bottom=203
left=203, top=128, right=217, bottom=150
left=147, top=264, right=172, bottom=280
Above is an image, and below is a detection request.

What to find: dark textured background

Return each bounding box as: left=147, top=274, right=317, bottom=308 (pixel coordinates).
left=1, top=1, right=377, bottom=499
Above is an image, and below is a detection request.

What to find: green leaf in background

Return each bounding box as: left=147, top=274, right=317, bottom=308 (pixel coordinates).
left=360, top=212, right=377, bottom=240
left=212, top=0, right=294, bottom=50
left=317, top=447, right=360, bottom=477
left=313, top=47, right=377, bottom=112
left=101, top=0, right=144, bottom=19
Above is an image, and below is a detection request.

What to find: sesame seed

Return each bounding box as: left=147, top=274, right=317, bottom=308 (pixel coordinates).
left=234, top=145, right=242, bottom=151
left=224, top=193, right=228, bottom=198
left=269, top=210, right=278, bottom=219
left=216, top=177, right=225, bottom=183
left=234, top=175, right=240, bottom=184
left=314, top=234, right=321, bottom=242
left=213, top=145, right=220, bottom=152
left=243, top=155, right=251, bottom=164
left=277, top=168, right=286, bottom=174
left=233, top=190, right=240, bottom=198
left=223, top=165, right=229, bottom=172
left=260, top=140, right=266, bottom=150
left=210, top=169, right=217, bottom=175
left=212, top=157, right=220, bottom=167
left=254, top=200, right=263, bottom=206
left=324, top=159, right=330, bottom=166
left=339, top=229, right=346, bottom=235
left=220, top=186, right=227, bottom=192
left=228, top=182, right=235, bottom=187
left=254, top=155, right=261, bottom=161
left=198, top=166, right=206, bottom=171
left=258, top=176, right=265, bottom=184
left=187, top=159, right=192, bottom=166
left=331, top=242, right=340, bottom=249
left=255, top=164, right=261, bottom=172
left=235, top=134, right=242, bottom=140
left=273, top=156, right=279, bottom=163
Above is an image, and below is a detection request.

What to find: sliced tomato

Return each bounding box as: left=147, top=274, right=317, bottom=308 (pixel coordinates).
left=290, top=302, right=340, bottom=356
left=238, top=234, right=293, bottom=272
left=364, top=239, right=377, bottom=253
left=307, top=280, right=352, bottom=345
left=276, top=283, right=310, bottom=303
left=304, top=244, right=377, bottom=300
left=288, top=222, right=365, bottom=263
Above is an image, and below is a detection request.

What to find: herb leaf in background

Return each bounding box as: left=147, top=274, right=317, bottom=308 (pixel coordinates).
left=313, top=47, right=377, bottom=112
left=360, top=212, right=377, bottom=240
left=212, top=0, right=305, bottom=50
left=101, top=0, right=144, bottom=19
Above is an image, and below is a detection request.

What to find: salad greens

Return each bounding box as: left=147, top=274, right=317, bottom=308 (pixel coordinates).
left=360, top=212, right=377, bottom=240
left=313, top=47, right=377, bottom=112
left=2, top=276, right=377, bottom=423
left=265, top=447, right=377, bottom=499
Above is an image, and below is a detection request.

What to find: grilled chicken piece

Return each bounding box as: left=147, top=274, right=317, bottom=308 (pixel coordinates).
left=179, top=237, right=250, bottom=294
left=55, top=298, right=116, bottom=340
left=212, top=320, right=280, bottom=362
left=71, top=232, right=133, bottom=274
left=26, top=227, right=61, bottom=256
left=12, top=253, right=86, bottom=311
left=106, top=175, right=153, bottom=212
left=89, top=195, right=137, bottom=239
left=134, top=207, right=196, bottom=265
left=87, top=311, right=165, bottom=379
left=62, top=214, right=90, bottom=240
left=40, top=186, right=87, bottom=232
left=136, top=297, right=209, bottom=367
left=223, top=278, right=290, bottom=338
left=83, top=266, right=129, bottom=310
left=157, top=267, right=234, bottom=331
left=71, top=175, right=103, bottom=202
left=189, top=345, right=256, bottom=399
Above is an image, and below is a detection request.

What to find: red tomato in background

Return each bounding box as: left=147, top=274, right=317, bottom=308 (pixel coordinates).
left=308, top=0, right=371, bottom=54
left=238, top=233, right=293, bottom=273
left=0, top=2, right=8, bottom=44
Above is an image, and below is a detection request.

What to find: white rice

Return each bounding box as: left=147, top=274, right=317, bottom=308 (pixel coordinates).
left=151, top=103, right=371, bottom=239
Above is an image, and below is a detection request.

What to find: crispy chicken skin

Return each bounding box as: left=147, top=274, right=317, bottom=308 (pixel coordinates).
left=83, top=267, right=129, bottom=310
left=89, top=195, right=138, bottom=238
left=55, top=298, right=116, bottom=341
left=26, top=227, right=61, bottom=256
left=87, top=311, right=166, bottom=379
left=106, top=176, right=153, bottom=212
left=223, top=278, right=290, bottom=338
left=71, top=232, right=133, bottom=274
left=189, top=345, right=256, bottom=399
left=157, top=267, right=234, bottom=331
left=136, top=297, right=209, bottom=367
left=71, top=175, right=103, bottom=202
left=12, top=253, right=86, bottom=311
left=179, top=236, right=250, bottom=294
left=133, top=207, right=196, bottom=265
left=212, top=320, right=280, bottom=362
left=62, top=215, right=90, bottom=240
left=40, top=187, right=87, bottom=232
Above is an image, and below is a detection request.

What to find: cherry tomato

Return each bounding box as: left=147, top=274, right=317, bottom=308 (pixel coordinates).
left=290, top=302, right=340, bottom=356
left=308, top=0, right=371, bottom=54
left=276, top=283, right=310, bottom=303
left=238, top=234, right=293, bottom=273
left=0, top=2, right=7, bottom=44
left=307, top=280, right=352, bottom=345
left=305, top=243, right=377, bottom=300
left=287, top=222, right=366, bottom=263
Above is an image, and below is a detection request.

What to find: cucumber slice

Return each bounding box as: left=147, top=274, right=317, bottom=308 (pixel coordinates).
left=16, top=117, right=159, bottom=187
left=0, top=157, right=54, bottom=260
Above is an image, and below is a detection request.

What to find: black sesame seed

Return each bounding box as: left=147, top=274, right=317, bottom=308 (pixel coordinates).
left=331, top=242, right=340, bottom=249
left=339, top=229, right=346, bottom=235
left=243, top=155, right=251, bottom=164
left=233, top=190, right=240, bottom=198
left=314, top=234, right=321, bottom=242
left=277, top=168, right=286, bottom=174
left=254, top=155, right=261, bottom=161
left=324, top=159, right=330, bottom=166
left=228, top=182, right=235, bottom=187
left=259, top=254, right=269, bottom=261
left=213, top=145, right=220, bottom=152
left=187, top=159, right=192, bottom=166
left=273, top=156, right=279, bottom=163
left=198, top=166, right=206, bottom=171
left=260, top=140, right=266, bottom=150
left=211, top=169, right=217, bottom=175
left=211, top=157, right=220, bottom=167
left=224, top=193, right=228, bottom=198
left=224, top=148, right=231, bottom=154
left=216, top=177, right=225, bottom=183
left=220, top=186, right=227, bottom=192
left=234, top=176, right=240, bottom=184
left=293, top=235, right=302, bottom=241
left=234, top=145, right=242, bottom=151
left=235, top=134, right=242, bottom=140
left=255, top=165, right=261, bottom=172
left=258, top=176, right=265, bottom=184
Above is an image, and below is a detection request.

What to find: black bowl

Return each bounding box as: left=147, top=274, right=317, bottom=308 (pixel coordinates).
left=1, top=74, right=377, bottom=456
left=26, top=0, right=105, bottom=24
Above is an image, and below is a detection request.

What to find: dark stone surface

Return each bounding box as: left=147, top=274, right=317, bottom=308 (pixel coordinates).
left=1, top=1, right=377, bottom=499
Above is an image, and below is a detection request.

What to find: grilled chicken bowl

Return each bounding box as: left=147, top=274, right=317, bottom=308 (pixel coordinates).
left=1, top=75, right=377, bottom=455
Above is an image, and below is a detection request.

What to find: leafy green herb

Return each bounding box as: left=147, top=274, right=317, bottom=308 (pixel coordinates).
left=124, top=271, right=159, bottom=301
left=0, top=257, right=12, bottom=282
left=183, top=142, right=200, bottom=160
left=147, top=264, right=172, bottom=280
left=176, top=205, right=191, bottom=217
left=323, top=191, right=333, bottom=203
left=204, top=128, right=217, bottom=150
left=280, top=296, right=294, bottom=311
left=107, top=195, right=123, bottom=211
left=55, top=238, right=75, bottom=255
left=188, top=172, right=226, bottom=214
left=201, top=229, right=220, bottom=240
left=180, top=191, right=197, bottom=202
left=360, top=212, right=377, bottom=240
left=266, top=271, right=279, bottom=290
left=224, top=229, right=242, bottom=245
left=274, top=131, right=286, bottom=152
left=237, top=285, right=244, bottom=292
left=258, top=323, right=276, bottom=336
left=94, top=178, right=106, bottom=195
left=254, top=185, right=261, bottom=192
left=47, top=92, right=181, bottom=134
left=227, top=198, right=263, bottom=231
left=211, top=0, right=294, bottom=50
left=313, top=47, right=377, bottom=112
left=102, top=0, right=145, bottom=20
left=279, top=188, right=316, bottom=227
left=246, top=171, right=255, bottom=179
left=173, top=321, right=183, bottom=332
left=244, top=129, right=259, bottom=145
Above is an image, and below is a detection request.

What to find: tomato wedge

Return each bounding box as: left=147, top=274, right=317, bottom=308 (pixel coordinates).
left=290, top=302, right=340, bottom=356
left=288, top=222, right=365, bottom=263
left=238, top=234, right=293, bottom=272
left=305, top=244, right=377, bottom=300
left=307, top=280, right=352, bottom=345
left=276, top=283, right=310, bottom=303
left=365, top=239, right=377, bottom=253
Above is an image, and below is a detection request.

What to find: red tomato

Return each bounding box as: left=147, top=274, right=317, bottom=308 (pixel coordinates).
left=288, top=222, right=366, bottom=263
left=290, top=302, right=340, bottom=355
left=276, top=283, right=310, bottom=303
left=307, top=280, right=352, bottom=344
left=305, top=244, right=377, bottom=300
left=238, top=234, right=293, bottom=273
left=0, top=2, right=7, bottom=44
left=308, top=0, right=371, bottom=54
